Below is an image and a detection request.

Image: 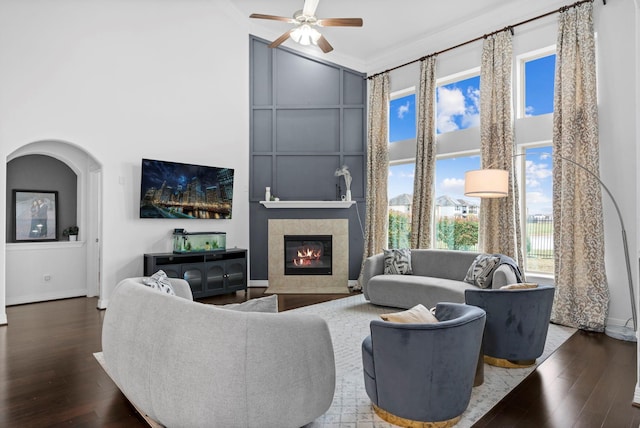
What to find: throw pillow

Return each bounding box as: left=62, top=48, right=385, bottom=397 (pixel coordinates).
left=464, top=254, right=500, bottom=288
left=383, top=248, right=413, bottom=275
left=380, top=304, right=439, bottom=324
left=221, top=294, right=278, bottom=313
left=500, top=282, right=539, bottom=290
left=142, top=270, right=176, bottom=296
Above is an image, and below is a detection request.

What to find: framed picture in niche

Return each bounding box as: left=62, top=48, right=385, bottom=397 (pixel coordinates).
left=13, top=190, right=59, bottom=242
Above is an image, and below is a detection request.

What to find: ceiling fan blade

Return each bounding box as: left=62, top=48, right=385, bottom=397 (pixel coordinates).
left=250, top=13, right=295, bottom=23
left=316, top=18, right=363, bottom=27
left=302, top=0, right=320, bottom=17
left=268, top=30, right=293, bottom=49
left=316, top=35, right=334, bottom=53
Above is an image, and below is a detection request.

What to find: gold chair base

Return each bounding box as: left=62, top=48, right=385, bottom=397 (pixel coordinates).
left=484, top=355, right=536, bottom=368
left=372, top=404, right=461, bottom=428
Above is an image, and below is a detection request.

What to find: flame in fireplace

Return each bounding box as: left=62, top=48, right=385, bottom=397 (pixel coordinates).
left=293, top=247, right=322, bottom=266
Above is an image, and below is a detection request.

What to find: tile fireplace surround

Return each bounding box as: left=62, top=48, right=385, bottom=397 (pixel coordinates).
left=268, top=219, right=349, bottom=293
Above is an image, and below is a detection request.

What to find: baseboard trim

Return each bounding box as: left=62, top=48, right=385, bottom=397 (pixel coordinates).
left=0, top=312, right=7, bottom=325
left=7, top=289, right=87, bottom=306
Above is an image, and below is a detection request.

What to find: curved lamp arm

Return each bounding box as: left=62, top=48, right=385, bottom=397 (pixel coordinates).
left=465, top=152, right=637, bottom=331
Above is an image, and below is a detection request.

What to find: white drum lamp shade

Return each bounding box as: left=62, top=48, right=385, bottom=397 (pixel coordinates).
left=464, top=169, right=509, bottom=198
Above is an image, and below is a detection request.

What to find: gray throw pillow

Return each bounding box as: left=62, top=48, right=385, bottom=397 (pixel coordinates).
left=222, top=294, right=278, bottom=313
left=464, top=254, right=500, bottom=288
left=142, top=270, right=176, bottom=296
left=383, top=248, right=413, bottom=275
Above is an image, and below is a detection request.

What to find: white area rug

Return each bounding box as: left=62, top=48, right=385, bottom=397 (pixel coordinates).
left=289, top=293, right=575, bottom=428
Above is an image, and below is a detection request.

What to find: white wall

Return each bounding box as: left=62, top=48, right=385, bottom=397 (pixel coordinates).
left=595, top=0, right=638, bottom=333
left=0, top=0, right=251, bottom=318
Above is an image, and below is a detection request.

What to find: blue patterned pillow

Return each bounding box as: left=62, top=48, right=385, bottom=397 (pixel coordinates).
left=383, top=249, right=413, bottom=275
left=464, top=254, right=500, bottom=288
left=142, top=270, right=176, bottom=296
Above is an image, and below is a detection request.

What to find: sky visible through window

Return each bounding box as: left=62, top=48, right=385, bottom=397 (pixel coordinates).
left=524, top=146, right=553, bottom=216
left=525, top=54, right=556, bottom=116
left=389, top=94, right=416, bottom=142
left=434, top=156, right=480, bottom=201
left=436, top=75, right=480, bottom=134
left=388, top=56, right=555, bottom=213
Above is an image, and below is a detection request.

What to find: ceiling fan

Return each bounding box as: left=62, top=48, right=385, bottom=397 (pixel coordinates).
left=249, top=0, right=363, bottom=53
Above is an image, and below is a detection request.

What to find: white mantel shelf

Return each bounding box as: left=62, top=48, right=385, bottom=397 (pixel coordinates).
left=260, top=200, right=355, bottom=209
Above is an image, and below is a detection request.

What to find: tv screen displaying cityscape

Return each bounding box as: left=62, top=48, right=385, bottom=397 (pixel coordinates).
left=140, top=158, right=234, bottom=219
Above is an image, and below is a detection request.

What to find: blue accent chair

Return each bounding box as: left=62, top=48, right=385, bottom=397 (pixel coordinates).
left=465, top=285, right=555, bottom=367
left=361, top=302, right=486, bottom=425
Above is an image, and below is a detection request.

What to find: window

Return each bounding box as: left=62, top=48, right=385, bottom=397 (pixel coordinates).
left=522, top=145, right=554, bottom=274
left=389, top=93, right=416, bottom=143
left=434, top=155, right=480, bottom=251
left=384, top=47, right=556, bottom=275
left=436, top=74, right=480, bottom=134
left=517, top=48, right=556, bottom=274
left=388, top=162, right=415, bottom=249
left=519, top=51, right=556, bottom=117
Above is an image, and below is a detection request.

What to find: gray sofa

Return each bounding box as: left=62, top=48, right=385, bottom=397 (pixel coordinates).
left=101, top=277, right=335, bottom=428
left=361, top=249, right=518, bottom=309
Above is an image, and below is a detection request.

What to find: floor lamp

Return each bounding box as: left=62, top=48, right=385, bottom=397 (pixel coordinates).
left=464, top=153, right=637, bottom=342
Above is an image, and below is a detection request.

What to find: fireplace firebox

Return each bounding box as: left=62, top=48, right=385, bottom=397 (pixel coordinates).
left=284, top=235, right=332, bottom=275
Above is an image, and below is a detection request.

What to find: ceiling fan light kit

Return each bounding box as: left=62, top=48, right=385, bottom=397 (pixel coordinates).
left=250, top=0, right=363, bottom=53
left=290, top=24, right=321, bottom=46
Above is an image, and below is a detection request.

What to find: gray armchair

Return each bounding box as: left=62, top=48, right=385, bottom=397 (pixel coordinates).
left=465, top=285, right=555, bottom=367
left=361, top=302, right=486, bottom=426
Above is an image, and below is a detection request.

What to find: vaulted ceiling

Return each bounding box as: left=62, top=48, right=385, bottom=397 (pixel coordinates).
left=231, top=0, right=569, bottom=73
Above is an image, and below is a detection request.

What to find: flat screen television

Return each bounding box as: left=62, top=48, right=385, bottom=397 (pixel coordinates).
left=140, top=158, right=234, bottom=219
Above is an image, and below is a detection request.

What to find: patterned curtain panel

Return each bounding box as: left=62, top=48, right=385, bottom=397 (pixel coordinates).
left=357, top=73, right=390, bottom=288
left=552, top=2, right=608, bottom=331
left=411, top=55, right=437, bottom=249
left=478, top=30, right=523, bottom=267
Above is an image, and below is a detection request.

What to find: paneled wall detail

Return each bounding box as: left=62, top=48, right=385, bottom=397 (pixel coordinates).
left=250, top=36, right=366, bottom=202
left=249, top=36, right=366, bottom=280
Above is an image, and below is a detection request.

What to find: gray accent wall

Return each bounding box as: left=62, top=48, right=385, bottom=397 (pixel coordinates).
left=6, top=154, right=78, bottom=242
left=249, top=36, right=367, bottom=280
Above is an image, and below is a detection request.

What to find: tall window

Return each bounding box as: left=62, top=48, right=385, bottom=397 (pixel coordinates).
left=384, top=49, right=555, bottom=272
left=388, top=88, right=417, bottom=249
left=518, top=48, right=556, bottom=275
left=434, top=155, right=480, bottom=251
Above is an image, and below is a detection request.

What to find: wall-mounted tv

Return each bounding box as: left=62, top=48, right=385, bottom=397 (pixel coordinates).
left=140, top=158, right=234, bottom=219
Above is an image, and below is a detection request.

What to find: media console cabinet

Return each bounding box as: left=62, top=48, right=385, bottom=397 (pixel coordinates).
left=144, top=248, right=247, bottom=299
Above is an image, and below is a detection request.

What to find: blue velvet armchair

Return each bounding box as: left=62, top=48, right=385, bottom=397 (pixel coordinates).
left=361, top=302, right=486, bottom=426
left=465, top=285, right=555, bottom=368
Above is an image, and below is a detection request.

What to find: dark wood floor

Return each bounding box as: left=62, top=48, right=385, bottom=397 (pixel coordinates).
left=1, top=289, right=639, bottom=427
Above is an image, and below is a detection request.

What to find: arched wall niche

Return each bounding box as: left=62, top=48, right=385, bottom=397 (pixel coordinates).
left=5, top=140, right=103, bottom=305
left=6, top=154, right=77, bottom=241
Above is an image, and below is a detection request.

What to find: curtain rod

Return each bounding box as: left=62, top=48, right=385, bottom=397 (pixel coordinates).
left=366, top=0, right=599, bottom=80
